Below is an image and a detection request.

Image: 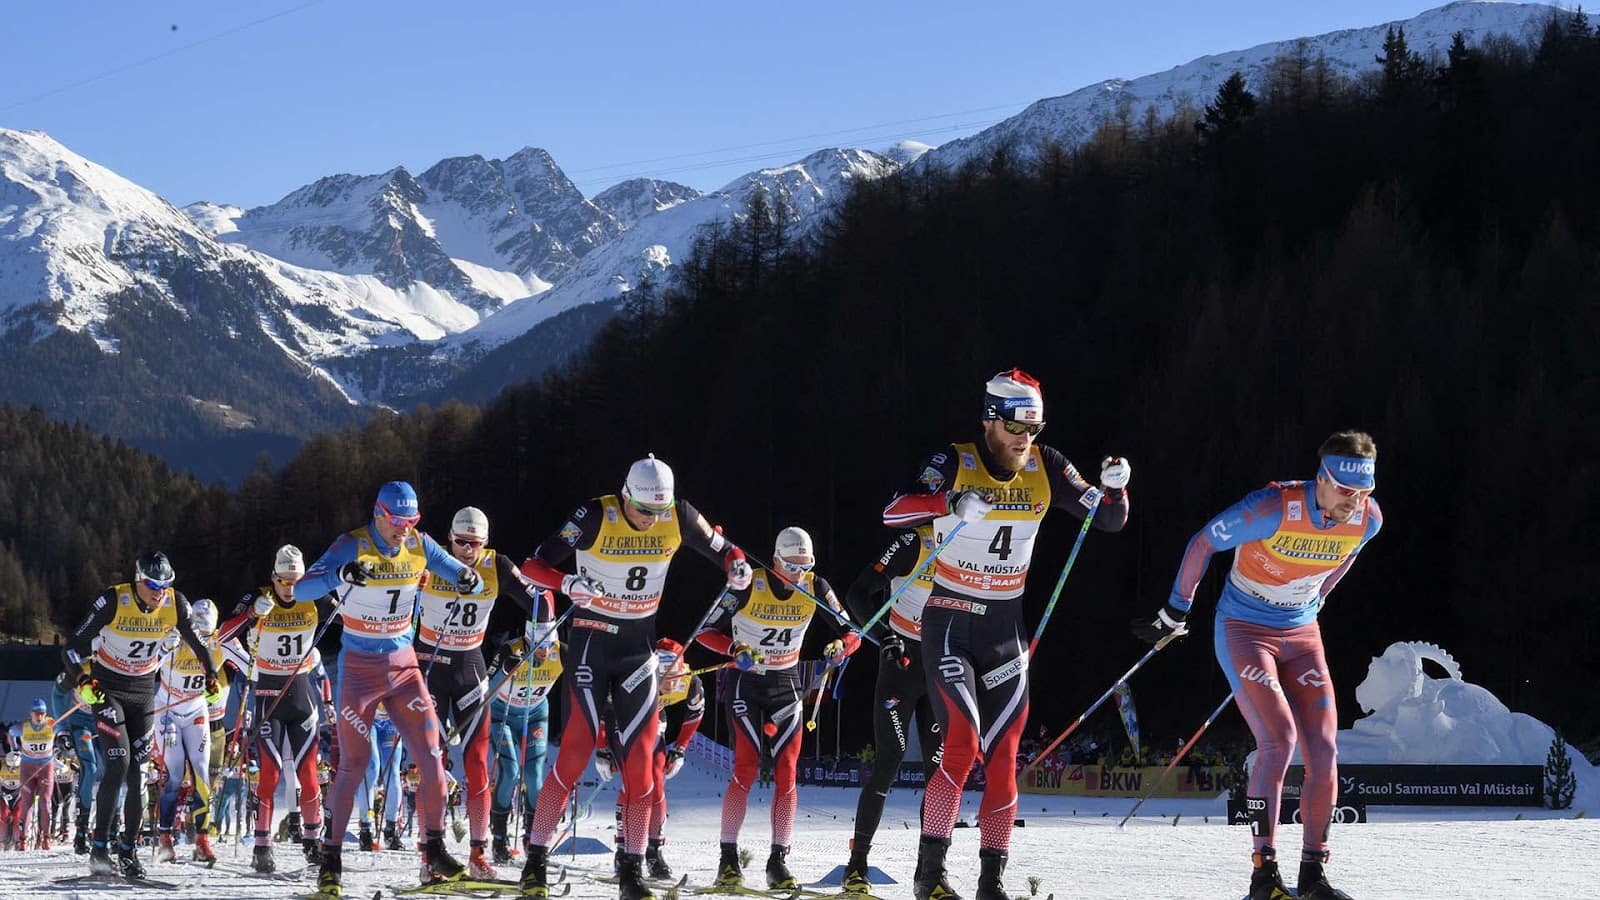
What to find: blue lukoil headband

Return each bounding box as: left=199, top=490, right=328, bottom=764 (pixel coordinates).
left=1321, top=454, right=1376, bottom=490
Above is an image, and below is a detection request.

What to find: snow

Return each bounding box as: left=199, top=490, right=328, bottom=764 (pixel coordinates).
left=3, top=751, right=1593, bottom=899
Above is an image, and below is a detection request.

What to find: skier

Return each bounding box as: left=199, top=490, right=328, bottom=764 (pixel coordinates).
left=882, top=368, right=1130, bottom=900
left=638, top=637, right=705, bottom=878
left=488, top=608, right=562, bottom=864
left=48, top=668, right=100, bottom=854
left=1131, top=430, right=1382, bottom=900
left=300, top=481, right=479, bottom=897
left=0, top=751, right=20, bottom=850
left=239, top=544, right=339, bottom=873
left=65, top=550, right=219, bottom=881
left=516, top=454, right=752, bottom=900
left=694, top=526, right=861, bottom=891
left=838, top=525, right=943, bottom=892
left=11, top=698, right=57, bottom=850
left=416, top=506, right=551, bottom=880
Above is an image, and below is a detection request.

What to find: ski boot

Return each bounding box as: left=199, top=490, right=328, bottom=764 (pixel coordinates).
left=39, top=833, right=51, bottom=851
left=155, top=831, right=176, bottom=863
left=304, top=837, right=324, bottom=865
left=252, top=844, right=276, bottom=874
left=73, top=816, right=91, bottom=855
left=116, top=842, right=147, bottom=880
left=713, top=842, right=743, bottom=888
left=766, top=845, right=798, bottom=891
left=617, top=852, right=655, bottom=900
left=358, top=822, right=376, bottom=851
left=286, top=812, right=304, bottom=843
left=1298, top=850, right=1354, bottom=899
left=912, top=836, right=962, bottom=900
left=1249, top=848, right=1295, bottom=900
left=490, top=811, right=516, bottom=864
left=975, top=849, right=1009, bottom=900
left=421, top=835, right=465, bottom=883
left=317, top=845, right=343, bottom=898
left=89, top=842, right=116, bottom=875
left=645, top=839, right=672, bottom=879
left=194, top=830, right=217, bottom=864
left=841, top=844, right=872, bottom=894
left=493, top=835, right=516, bottom=865
left=613, top=845, right=625, bottom=875
left=519, top=844, right=549, bottom=898
left=469, top=842, right=499, bottom=880
left=13, top=834, right=24, bottom=851
left=384, top=822, right=403, bottom=851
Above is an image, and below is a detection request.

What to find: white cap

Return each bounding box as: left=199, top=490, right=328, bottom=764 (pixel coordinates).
left=774, top=526, right=814, bottom=562
left=983, top=367, right=1045, bottom=424
left=623, top=454, right=675, bottom=511
left=274, top=545, right=305, bottom=578
left=191, top=598, right=217, bottom=636
left=451, top=506, right=489, bottom=542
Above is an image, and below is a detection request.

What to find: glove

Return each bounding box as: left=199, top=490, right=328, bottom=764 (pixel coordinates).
left=338, top=561, right=372, bottom=587
left=663, top=746, right=686, bottom=780
left=948, top=490, right=994, bottom=524
left=1131, top=605, right=1189, bottom=644
left=159, top=632, right=182, bottom=654
left=881, top=634, right=911, bottom=670
left=594, top=748, right=616, bottom=783
left=732, top=642, right=762, bottom=672
left=74, top=674, right=103, bottom=706
left=823, top=633, right=859, bottom=667
left=455, top=567, right=481, bottom=594
left=204, top=676, right=223, bottom=705
left=1100, top=456, right=1132, bottom=490
left=724, top=548, right=752, bottom=591
left=252, top=592, right=275, bottom=617
left=560, top=574, right=604, bottom=606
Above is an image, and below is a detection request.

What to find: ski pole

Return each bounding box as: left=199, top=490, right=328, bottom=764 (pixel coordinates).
left=259, top=585, right=349, bottom=723
left=688, top=660, right=735, bottom=678
left=1020, top=630, right=1185, bottom=778
left=748, top=557, right=880, bottom=646
left=806, top=663, right=836, bottom=732
left=856, top=520, right=967, bottom=638
left=1117, top=691, right=1234, bottom=828
left=1027, top=501, right=1099, bottom=658
left=444, top=605, right=575, bottom=745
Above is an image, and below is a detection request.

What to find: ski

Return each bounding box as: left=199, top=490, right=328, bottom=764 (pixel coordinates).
left=578, top=871, right=689, bottom=891
left=679, top=884, right=808, bottom=900
left=53, top=873, right=182, bottom=889
left=391, top=878, right=571, bottom=897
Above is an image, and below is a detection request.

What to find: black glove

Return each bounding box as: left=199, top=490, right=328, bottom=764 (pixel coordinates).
left=338, top=561, right=372, bottom=587
left=456, top=567, right=481, bottom=594
left=881, top=633, right=911, bottom=670
left=1131, top=605, right=1189, bottom=644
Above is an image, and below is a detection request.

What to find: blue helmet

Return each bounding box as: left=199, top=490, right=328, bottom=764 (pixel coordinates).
left=31, top=697, right=47, bottom=714
left=374, top=481, right=420, bottom=522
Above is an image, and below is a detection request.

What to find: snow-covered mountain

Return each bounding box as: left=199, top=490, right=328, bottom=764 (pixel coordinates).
left=921, top=1, right=1569, bottom=173
left=592, top=178, right=704, bottom=231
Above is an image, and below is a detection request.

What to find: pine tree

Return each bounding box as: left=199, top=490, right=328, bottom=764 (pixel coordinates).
left=1378, top=25, right=1427, bottom=104
left=1196, top=71, right=1257, bottom=144
left=1545, top=731, right=1577, bottom=810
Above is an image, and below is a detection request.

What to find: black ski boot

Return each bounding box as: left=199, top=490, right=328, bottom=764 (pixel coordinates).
left=358, top=822, right=375, bottom=851
left=1297, top=851, right=1354, bottom=899
left=613, top=845, right=625, bottom=875
left=422, top=835, right=466, bottom=882
left=913, top=836, right=962, bottom=900
left=766, top=845, right=798, bottom=891
left=975, top=849, right=1009, bottom=900
left=617, top=852, right=656, bottom=900
left=88, top=842, right=116, bottom=875
left=303, top=837, right=324, bottom=865
left=74, top=814, right=91, bottom=855
left=519, top=844, right=549, bottom=898
left=286, top=812, right=304, bottom=843
left=384, top=822, right=403, bottom=851
left=645, top=839, right=672, bottom=879
left=115, top=842, right=147, bottom=880
left=1249, top=849, right=1295, bottom=900
left=318, top=845, right=343, bottom=898
left=252, top=843, right=276, bottom=874
left=841, top=845, right=872, bottom=894
left=713, top=842, right=743, bottom=888
left=491, top=811, right=515, bottom=864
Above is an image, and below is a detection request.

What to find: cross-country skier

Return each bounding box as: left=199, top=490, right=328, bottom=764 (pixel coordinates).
left=1131, top=430, right=1382, bottom=900
left=416, top=505, right=551, bottom=880
left=837, top=525, right=943, bottom=892
left=882, top=368, right=1130, bottom=900
left=65, top=550, right=220, bottom=881
left=516, top=454, right=752, bottom=900
left=301, top=481, right=479, bottom=897
left=488, top=608, right=562, bottom=864
left=50, top=664, right=102, bottom=854
left=11, top=699, right=56, bottom=849
left=0, top=751, right=21, bottom=849
left=695, top=526, right=861, bottom=891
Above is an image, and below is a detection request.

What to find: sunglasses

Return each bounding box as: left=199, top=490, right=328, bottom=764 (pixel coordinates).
left=452, top=536, right=485, bottom=549
left=777, top=557, right=815, bottom=575
left=999, top=419, right=1044, bottom=437
left=1319, top=462, right=1374, bottom=500
left=375, top=500, right=422, bottom=529
left=627, top=496, right=672, bottom=517
left=272, top=575, right=299, bottom=587
left=141, top=577, right=174, bottom=592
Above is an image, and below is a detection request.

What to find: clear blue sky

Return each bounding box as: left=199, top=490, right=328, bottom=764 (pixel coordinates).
left=2, top=0, right=1448, bottom=209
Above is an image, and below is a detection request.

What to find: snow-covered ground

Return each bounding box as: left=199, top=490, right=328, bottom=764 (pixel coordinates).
left=6, top=749, right=1594, bottom=899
